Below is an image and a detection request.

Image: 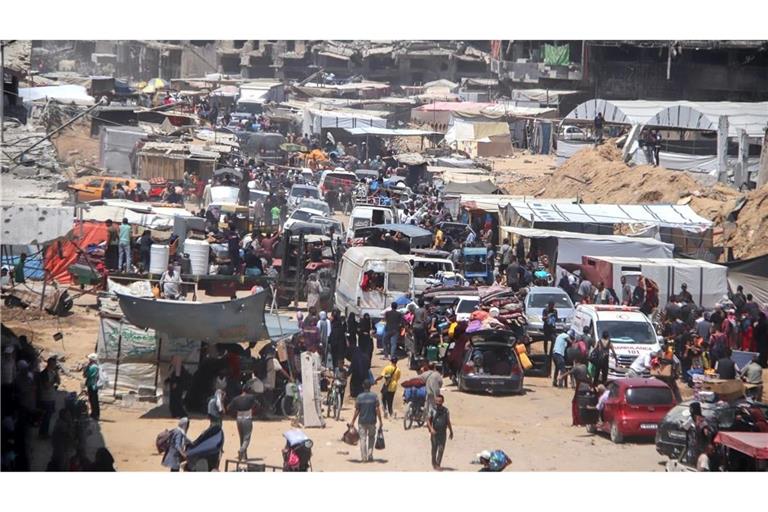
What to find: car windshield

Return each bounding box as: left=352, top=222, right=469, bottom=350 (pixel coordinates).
left=626, top=387, right=674, bottom=405
left=290, top=210, right=315, bottom=222
left=291, top=187, right=318, bottom=199
left=457, top=299, right=479, bottom=313
left=598, top=320, right=656, bottom=344
left=529, top=292, right=573, bottom=309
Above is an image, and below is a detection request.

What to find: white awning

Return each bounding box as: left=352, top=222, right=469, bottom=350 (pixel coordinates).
left=343, top=127, right=438, bottom=137
left=564, top=99, right=768, bottom=138
left=505, top=202, right=712, bottom=232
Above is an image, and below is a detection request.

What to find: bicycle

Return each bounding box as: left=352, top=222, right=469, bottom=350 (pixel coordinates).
left=402, top=386, right=426, bottom=430
left=323, top=369, right=346, bottom=421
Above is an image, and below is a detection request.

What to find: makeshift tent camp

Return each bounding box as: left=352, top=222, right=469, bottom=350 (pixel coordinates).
left=444, top=118, right=513, bottom=157
left=723, top=254, right=768, bottom=307
left=302, top=107, right=387, bottom=135
left=579, top=255, right=728, bottom=309
left=500, top=226, right=674, bottom=266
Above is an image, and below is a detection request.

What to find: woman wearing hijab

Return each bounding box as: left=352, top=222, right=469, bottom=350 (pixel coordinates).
left=167, top=355, right=189, bottom=418
left=346, top=312, right=358, bottom=350
left=162, top=417, right=190, bottom=471
left=358, top=313, right=374, bottom=366
left=306, top=274, right=321, bottom=312
left=348, top=346, right=370, bottom=398
left=329, top=309, right=347, bottom=369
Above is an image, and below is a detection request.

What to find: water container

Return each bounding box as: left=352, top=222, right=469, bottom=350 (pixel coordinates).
left=149, top=244, right=169, bottom=274
left=184, top=239, right=210, bottom=275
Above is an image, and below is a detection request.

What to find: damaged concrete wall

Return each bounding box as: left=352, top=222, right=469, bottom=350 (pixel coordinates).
left=1, top=204, right=74, bottom=245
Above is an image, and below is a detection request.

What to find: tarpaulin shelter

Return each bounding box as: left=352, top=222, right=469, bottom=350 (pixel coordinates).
left=723, top=253, right=768, bottom=307
left=444, top=118, right=513, bottom=157
left=579, top=255, right=728, bottom=309
left=500, top=201, right=713, bottom=255
left=500, top=226, right=674, bottom=266
left=45, top=221, right=108, bottom=285
left=302, top=106, right=387, bottom=135
left=19, top=85, right=95, bottom=105
left=443, top=180, right=500, bottom=195
left=713, top=432, right=768, bottom=460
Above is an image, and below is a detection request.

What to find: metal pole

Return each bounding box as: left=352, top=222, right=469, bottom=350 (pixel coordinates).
left=154, top=336, right=163, bottom=396
left=113, top=323, right=123, bottom=398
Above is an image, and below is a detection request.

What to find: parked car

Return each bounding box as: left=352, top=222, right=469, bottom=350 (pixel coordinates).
left=69, top=176, right=151, bottom=203
left=283, top=207, right=327, bottom=231
left=524, top=286, right=574, bottom=339
left=579, top=378, right=676, bottom=444
left=288, top=184, right=321, bottom=208
left=560, top=125, right=588, bottom=141
left=655, top=399, right=768, bottom=459
left=457, top=330, right=524, bottom=395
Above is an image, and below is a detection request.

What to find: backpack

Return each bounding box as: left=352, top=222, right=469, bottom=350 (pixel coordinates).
left=156, top=429, right=173, bottom=454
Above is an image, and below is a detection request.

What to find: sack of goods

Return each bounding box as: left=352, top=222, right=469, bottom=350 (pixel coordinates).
left=342, top=424, right=360, bottom=445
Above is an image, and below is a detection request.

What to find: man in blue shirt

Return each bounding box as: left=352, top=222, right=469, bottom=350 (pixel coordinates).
left=552, top=330, right=572, bottom=388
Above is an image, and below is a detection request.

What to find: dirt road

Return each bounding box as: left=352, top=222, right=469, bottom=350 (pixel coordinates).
left=4, top=301, right=666, bottom=471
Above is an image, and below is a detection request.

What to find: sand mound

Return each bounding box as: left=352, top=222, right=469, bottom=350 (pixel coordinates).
left=719, top=184, right=768, bottom=260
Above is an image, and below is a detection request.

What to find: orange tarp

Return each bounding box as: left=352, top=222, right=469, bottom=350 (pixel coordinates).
left=45, top=221, right=108, bottom=285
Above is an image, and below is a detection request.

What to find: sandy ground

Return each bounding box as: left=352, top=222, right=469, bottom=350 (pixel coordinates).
left=4, top=294, right=671, bottom=472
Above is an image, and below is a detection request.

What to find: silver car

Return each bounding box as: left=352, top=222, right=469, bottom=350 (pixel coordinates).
left=524, top=286, right=574, bottom=339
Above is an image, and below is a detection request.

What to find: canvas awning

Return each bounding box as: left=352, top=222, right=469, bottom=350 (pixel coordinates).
left=443, top=180, right=499, bottom=194
left=344, top=127, right=438, bottom=137
left=714, top=432, right=768, bottom=459
left=504, top=202, right=713, bottom=232
left=19, top=85, right=95, bottom=105
left=500, top=226, right=674, bottom=265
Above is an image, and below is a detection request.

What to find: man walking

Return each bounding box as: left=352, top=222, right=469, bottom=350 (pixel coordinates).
left=227, top=386, right=257, bottom=461
left=594, top=112, right=604, bottom=144
left=83, top=353, right=101, bottom=421
left=552, top=330, right=571, bottom=388
left=427, top=394, right=453, bottom=471
left=383, top=302, right=403, bottom=359
left=350, top=380, right=383, bottom=463
left=118, top=217, right=132, bottom=272
left=421, top=362, right=443, bottom=422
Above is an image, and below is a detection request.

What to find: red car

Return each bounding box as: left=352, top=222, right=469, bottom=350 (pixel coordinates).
left=577, top=378, right=676, bottom=443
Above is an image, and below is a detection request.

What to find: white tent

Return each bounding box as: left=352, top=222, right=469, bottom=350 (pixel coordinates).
left=564, top=99, right=768, bottom=138
left=19, top=85, right=95, bottom=105
left=302, top=107, right=387, bottom=135
left=580, top=255, right=728, bottom=309
left=444, top=118, right=512, bottom=157
left=504, top=201, right=712, bottom=232
left=500, top=226, right=674, bottom=266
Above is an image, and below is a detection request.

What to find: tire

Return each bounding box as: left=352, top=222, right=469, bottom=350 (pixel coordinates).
left=610, top=422, right=624, bottom=444
left=334, top=392, right=342, bottom=421
left=281, top=395, right=299, bottom=417
left=326, top=392, right=334, bottom=418
left=403, top=403, right=414, bottom=430
left=586, top=424, right=597, bottom=434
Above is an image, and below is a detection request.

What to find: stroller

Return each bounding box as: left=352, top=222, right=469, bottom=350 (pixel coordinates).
left=184, top=425, right=224, bottom=472
left=282, top=429, right=313, bottom=472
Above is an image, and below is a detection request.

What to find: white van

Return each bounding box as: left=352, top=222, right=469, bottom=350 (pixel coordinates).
left=408, top=256, right=455, bottom=296
left=335, top=247, right=413, bottom=321
left=569, top=305, right=661, bottom=378
left=346, top=205, right=395, bottom=241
